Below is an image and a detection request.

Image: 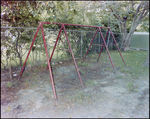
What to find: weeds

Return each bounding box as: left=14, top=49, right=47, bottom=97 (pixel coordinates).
left=4, top=106, right=11, bottom=113
left=85, top=80, right=98, bottom=86
left=26, top=73, right=30, bottom=76
left=117, top=75, right=123, bottom=79
left=89, top=53, right=99, bottom=59
left=34, top=70, right=38, bottom=73
left=52, top=70, right=56, bottom=75
left=91, top=59, right=96, bottom=63
left=110, top=50, right=149, bottom=80
left=127, top=81, right=138, bottom=92
left=25, top=79, right=28, bottom=82
left=127, top=81, right=134, bottom=92
left=79, top=70, right=85, bottom=75
left=13, top=82, right=19, bottom=87
left=77, top=61, right=89, bottom=67
left=5, top=82, right=13, bottom=88
left=105, top=67, right=113, bottom=71
left=71, top=92, right=91, bottom=105
left=34, top=79, right=37, bottom=82
left=32, top=73, right=35, bottom=76
left=41, top=63, right=47, bottom=68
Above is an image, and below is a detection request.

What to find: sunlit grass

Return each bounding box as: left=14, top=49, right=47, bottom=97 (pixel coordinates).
left=1, top=47, right=65, bottom=69
left=1, top=48, right=149, bottom=81
left=98, top=50, right=149, bottom=79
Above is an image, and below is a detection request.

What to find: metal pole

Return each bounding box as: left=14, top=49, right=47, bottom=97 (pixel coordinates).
left=81, top=31, right=83, bottom=57
left=118, top=22, right=123, bottom=49
left=46, top=25, right=63, bottom=69
left=82, top=28, right=99, bottom=62
left=39, top=43, right=41, bottom=63
left=109, top=29, right=126, bottom=66
left=47, top=28, right=49, bottom=56
left=98, top=27, right=116, bottom=73
left=107, top=30, right=110, bottom=48
left=62, top=24, right=83, bottom=87
left=18, top=23, right=42, bottom=79
left=99, top=31, right=100, bottom=52
left=41, top=23, right=57, bottom=100
left=97, top=29, right=109, bottom=62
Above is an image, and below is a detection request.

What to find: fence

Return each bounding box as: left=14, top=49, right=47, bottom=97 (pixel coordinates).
left=1, top=26, right=123, bottom=70
left=129, top=32, right=149, bottom=50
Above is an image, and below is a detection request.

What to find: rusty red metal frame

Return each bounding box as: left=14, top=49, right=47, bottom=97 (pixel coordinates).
left=18, top=21, right=126, bottom=100
left=82, top=27, right=126, bottom=73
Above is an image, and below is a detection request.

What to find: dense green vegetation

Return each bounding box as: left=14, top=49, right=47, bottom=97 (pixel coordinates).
left=1, top=1, right=149, bottom=69
left=99, top=50, right=149, bottom=79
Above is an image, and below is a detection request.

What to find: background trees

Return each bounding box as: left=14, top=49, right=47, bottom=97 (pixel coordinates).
left=1, top=1, right=149, bottom=69
left=1, top=1, right=41, bottom=66
left=100, top=1, right=149, bottom=50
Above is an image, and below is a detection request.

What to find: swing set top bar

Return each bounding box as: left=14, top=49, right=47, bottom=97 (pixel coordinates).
left=38, top=21, right=110, bottom=29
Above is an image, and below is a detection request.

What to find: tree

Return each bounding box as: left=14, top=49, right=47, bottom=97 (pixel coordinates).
left=140, top=14, right=149, bottom=32
left=100, top=1, right=149, bottom=51
left=39, top=1, right=100, bottom=57
left=1, top=1, right=41, bottom=66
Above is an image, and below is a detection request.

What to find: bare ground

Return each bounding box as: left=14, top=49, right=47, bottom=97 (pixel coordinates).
left=1, top=57, right=149, bottom=118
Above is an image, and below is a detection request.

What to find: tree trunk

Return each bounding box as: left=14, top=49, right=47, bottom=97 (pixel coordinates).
left=142, top=51, right=149, bottom=66
left=121, top=33, right=132, bottom=51
left=16, top=30, right=23, bottom=66
left=121, top=21, right=138, bottom=51
left=6, top=56, right=8, bottom=69
left=19, top=57, right=22, bottom=66
left=9, top=58, right=12, bottom=80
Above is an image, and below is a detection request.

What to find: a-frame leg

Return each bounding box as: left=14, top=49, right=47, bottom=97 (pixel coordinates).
left=18, top=23, right=42, bottom=80
left=97, top=29, right=109, bottom=62
left=62, top=24, right=84, bottom=87
left=41, top=24, right=57, bottom=99
left=46, top=25, right=63, bottom=69
left=82, top=28, right=99, bottom=62
left=109, top=29, right=127, bottom=66
left=98, top=27, right=116, bottom=73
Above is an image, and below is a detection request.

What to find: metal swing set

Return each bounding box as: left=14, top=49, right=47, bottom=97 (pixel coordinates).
left=18, top=21, right=126, bottom=100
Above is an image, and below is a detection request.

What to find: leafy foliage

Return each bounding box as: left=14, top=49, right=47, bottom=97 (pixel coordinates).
left=100, top=1, right=149, bottom=49
left=1, top=1, right=42, bottom=66
left=1, top=1, right=149, bottom=69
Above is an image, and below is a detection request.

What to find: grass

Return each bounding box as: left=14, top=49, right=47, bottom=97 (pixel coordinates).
left=79, top=70, right=85, bottom=75
left=99, top=50, right=149, bottom=79
left=67, top=91, right=92, bottom=105
left=5, top=82, right=13, bottom=88
left=77, top=61, right=89, bottom=67
left=26, top=73, right=30, bottom=76
left=91, top=59, right=97, bottom=63
left=34, top=70, right=38, bottom=73
left=127, top=81, right=138, bottom=92
left=32, top=73, right=36, bottom=76
left=88, top=52, right=100, bottom=59
left=1, top=47, right=64, bottom=69
left=2, top=48, right=149, bottom=82
left=94, top=71, right=97, bottom=73
left=85, top=80, right=99, bottom=86
left=105, top=67, right=113, bottom=71
left=117, top=75, right=123, bottom=79
left=25, top=78, right=28, bottom=82
left=4, top=106, right=11, bottom=113
left=34, top=79, right=37, bottom=82
left=74, top=93, right=91, bottom=104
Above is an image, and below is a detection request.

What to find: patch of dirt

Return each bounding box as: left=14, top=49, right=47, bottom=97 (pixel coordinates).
left=1, top=57, right=149, bottom=118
